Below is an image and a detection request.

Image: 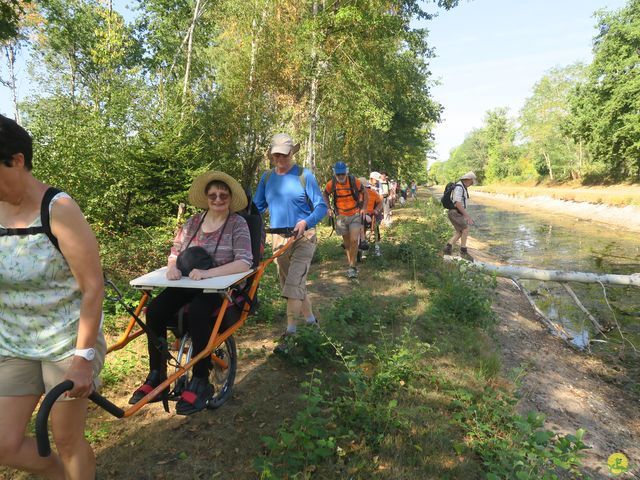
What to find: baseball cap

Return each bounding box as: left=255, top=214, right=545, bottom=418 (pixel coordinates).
left=333, top=161, right=348, bottom=175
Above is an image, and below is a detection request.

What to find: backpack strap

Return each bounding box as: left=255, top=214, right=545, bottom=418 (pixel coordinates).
left=41, top=187, right=63, bottom=253
left=0, top=187, right=63, bottom=254
left=348, top=174, right=362, bottom=208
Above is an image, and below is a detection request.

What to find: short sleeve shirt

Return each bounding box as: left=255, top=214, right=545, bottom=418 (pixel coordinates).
left=451, top=182, right=468, bottom=209
left=170, top=213, right=253, bottom=267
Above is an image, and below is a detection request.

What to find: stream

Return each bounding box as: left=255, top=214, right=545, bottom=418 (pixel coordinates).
left=466, top=196, right=640, bottom=350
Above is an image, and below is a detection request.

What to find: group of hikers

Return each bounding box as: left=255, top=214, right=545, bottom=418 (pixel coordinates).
left=0, top=114, right=473, bottom=479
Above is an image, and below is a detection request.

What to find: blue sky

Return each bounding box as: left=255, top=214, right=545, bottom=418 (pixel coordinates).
left=422, top=0, right=628, bottom=163
left=1, top=0, right=629, bottom=163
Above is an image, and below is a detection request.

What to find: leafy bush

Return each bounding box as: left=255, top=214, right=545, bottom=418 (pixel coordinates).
left=451, top=387, right=588, bottom=479
left=255, top=371, right=337, bottom=479
left=429, top=262, right=497, bottom=328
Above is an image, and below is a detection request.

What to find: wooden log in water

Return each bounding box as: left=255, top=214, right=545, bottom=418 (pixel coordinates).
left=443, top=256, right=640, bottom=286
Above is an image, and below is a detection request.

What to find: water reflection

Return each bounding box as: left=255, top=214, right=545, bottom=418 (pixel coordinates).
left=469, top=200, right=640, bottom=349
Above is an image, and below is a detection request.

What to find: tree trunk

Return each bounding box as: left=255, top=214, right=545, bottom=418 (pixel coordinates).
left=3, top=43, right=21, bottom=122
left=543, top=150, right=553, bottom=180
left=182, top=0, right=205, bottom=100
left=444, top=256, right=640, bottom=286
left=306, top=0, right=319, bottom=171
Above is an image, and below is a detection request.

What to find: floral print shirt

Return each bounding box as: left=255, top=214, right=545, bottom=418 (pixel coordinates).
left=0, top=193, right=86, bottom=361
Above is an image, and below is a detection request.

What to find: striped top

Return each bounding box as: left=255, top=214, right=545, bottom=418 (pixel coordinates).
left=0, top=192, right=88, bottom=360
left=169, top=212, right=253, bottom=267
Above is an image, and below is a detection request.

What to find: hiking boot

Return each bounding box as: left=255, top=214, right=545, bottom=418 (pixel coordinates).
left=129, top=370, right=167, bottom=405
left=273, top=331, right=295, bottom=355
left=346, top=266, right=358, bottom=279
left=460, top=247, right=473, bottom=261
left=359, top=239, right=369, bottom=250
left=443, top=243, right=452, bottom=255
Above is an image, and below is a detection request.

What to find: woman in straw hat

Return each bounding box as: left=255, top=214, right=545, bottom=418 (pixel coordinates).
left=129, top=171, right=253, bottom=415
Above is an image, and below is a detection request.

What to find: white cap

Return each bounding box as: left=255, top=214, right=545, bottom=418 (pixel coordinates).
left=270, top=133, right=300, bottom=156
left=460, top=171, right=477, bottom=183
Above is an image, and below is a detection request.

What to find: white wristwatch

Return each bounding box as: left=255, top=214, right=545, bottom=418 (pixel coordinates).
left=74, top=348, right=96, bottom=361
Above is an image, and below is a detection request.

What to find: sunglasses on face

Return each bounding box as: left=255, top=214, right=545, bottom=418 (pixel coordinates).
left=207, top=192, right=230, bottom=201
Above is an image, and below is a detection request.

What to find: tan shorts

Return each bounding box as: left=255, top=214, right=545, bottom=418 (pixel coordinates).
left=447, top=209, right=469, bottom=233
left=335, top=213, right=362, bottom=236
left=272, top=230, right=317, bottom=300
left=0, top=331, right=107, bottom=400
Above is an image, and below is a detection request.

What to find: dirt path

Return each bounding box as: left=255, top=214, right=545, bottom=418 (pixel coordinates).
left=467, top=239, right=640, bottom=479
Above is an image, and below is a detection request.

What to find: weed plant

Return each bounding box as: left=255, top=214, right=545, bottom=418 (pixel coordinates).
left=451, top=386, right=588, bottom=479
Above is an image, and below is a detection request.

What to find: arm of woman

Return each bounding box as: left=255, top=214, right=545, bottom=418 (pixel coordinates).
left=50, top=197, right=104, bottom=399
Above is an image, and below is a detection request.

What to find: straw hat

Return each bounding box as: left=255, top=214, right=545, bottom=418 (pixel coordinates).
left=188, top=170, right=248, bottom=212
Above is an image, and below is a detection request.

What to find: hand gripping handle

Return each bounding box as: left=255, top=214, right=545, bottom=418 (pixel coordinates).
left=36, top=380, right=125, bottom=457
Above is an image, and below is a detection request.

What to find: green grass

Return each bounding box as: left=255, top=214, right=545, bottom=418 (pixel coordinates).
left=254, top=201, right=589, bottom=479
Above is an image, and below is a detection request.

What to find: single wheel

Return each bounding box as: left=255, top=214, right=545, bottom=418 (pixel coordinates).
left=207, top=336, right=237, bottom=409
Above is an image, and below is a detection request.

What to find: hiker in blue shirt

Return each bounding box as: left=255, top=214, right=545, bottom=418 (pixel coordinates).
left=254, top=133, right=327, bottom=353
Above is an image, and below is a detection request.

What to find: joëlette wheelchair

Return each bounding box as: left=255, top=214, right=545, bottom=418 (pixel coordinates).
left=35, top=203, right=298, bottom=457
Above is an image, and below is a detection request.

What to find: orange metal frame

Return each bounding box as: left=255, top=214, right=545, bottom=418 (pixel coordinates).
left=106, top=236, right=295, bottom=417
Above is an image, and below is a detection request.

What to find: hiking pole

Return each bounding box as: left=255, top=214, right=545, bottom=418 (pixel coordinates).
left=329, top=215, right=335, bottom=237
left=36, top=380, right=124, bottom=457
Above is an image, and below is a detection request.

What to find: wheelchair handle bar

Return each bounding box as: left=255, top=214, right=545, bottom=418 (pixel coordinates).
left=265, top=227, right=297, bottom=237
left=36, top=380, right=124, bottom=457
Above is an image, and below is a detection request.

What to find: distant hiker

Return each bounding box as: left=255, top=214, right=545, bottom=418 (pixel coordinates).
left=409, top=180, right=417, bottom=200
left=254, top=133, right=327, bottom=353
left=323, top=162, right=367, bottom=279
left=443, top=171, right=476, bottom=259
left=360, top=177, right=382, bottom=257
left=378, top=171, right=392, bottom=226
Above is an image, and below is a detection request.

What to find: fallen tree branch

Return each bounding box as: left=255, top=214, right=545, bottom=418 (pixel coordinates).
left=561, top=283, right=609, bottom=335
left=443, top=255, right=640, bottom=286
left=510, top=277, right=579, bottom=350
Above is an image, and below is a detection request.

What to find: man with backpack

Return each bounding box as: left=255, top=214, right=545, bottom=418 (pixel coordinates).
left=323, top=162, right=367, bottom=279
left=442, top=171, right=476, bottom=259
left=254, top=133, right=328, bottom=353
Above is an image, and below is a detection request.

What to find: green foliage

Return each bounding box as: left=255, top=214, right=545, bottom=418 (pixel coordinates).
left=433, top=2, right=640, bottom=185
left=255, top=370, right=337, bottom=479
left=567, top=0, right=640, bottom=181
left=0, top=0, right=24, bottom=42
left=275, top=326, right=335, bottom=367
left=451, top=387, right=588, bottom=479
left=429, top=262, right=497, bottom=328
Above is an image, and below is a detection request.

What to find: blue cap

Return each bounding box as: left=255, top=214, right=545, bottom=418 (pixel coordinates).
left=333, top=161, right=348, bottom=175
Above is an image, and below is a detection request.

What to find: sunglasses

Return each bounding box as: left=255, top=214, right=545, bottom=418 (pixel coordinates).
left=207, top=192, right=230, bottom=201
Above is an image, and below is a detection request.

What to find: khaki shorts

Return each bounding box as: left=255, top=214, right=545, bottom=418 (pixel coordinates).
left=272, top=230, right=317, bottom=300
left=335, top=213, right=362, bottom=236
left=0, top=331, right=107, bottom=400
left=447, top=209, right=469, bottom=233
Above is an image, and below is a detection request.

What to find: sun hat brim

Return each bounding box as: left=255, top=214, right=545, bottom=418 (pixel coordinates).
left=270, top=143, right=301, bottom=156
left=188, top=170, right=248, bottom=212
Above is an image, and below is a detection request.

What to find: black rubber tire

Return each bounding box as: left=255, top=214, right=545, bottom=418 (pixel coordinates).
left=207, top=336, right=237, bottom=409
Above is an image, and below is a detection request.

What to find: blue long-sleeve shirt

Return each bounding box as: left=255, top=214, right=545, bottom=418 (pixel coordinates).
left=254, top=165, right=328, bottom=229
